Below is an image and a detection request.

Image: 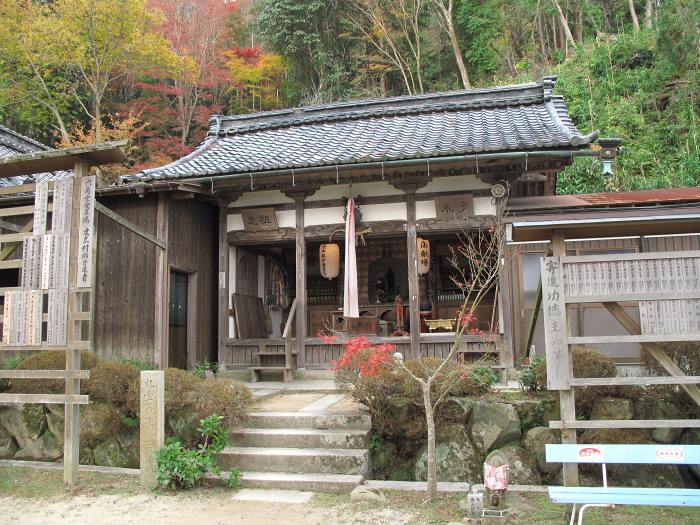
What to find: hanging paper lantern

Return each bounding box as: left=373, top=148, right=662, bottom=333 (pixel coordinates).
left=417, top=237, right=430, bottom=275
left=320, top=243, right=340, bottom=279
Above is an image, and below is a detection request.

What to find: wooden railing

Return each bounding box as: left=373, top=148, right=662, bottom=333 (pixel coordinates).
left=282, top=297, right=297, bottom=370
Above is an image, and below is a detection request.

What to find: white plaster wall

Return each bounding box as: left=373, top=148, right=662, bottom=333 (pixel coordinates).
left=361, top=202, right=407, bottom=222
left=417, top=175, right=490, bottom=193
left=231, top=190, right=292, bottom=207
left=416, top=200, right=436, bottom=220
left=474, top=197, right=496, bottom=216
left=307, top=182, right=403, bottom=201
left=305, top=206, right=345, bottom=226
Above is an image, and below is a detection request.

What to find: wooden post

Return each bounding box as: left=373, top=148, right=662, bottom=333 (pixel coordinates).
left=551, top=229, right=579, bottom=489
left=284, top=187, right=317, bottom=370
left=294, top=196, right=306, bottom=369
left=64, top=158, right=89, bottom=486
left=217, top=200, right=229, bottom=369
left=154, top=194, right=169, bottom=368
left=139, top=370, right=164, bottom=488
left=406, top=189, right=421, bottom=358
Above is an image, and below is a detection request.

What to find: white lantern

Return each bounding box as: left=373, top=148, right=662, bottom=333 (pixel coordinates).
left=320, top=243, right=340, bottom=279
left=417, top=237, right=430, bottom=275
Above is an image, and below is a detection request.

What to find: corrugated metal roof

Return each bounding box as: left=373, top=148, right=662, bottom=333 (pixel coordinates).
left=137, top=77, right=597, bottom=181
left=0, top=124, right=72, bottom=185
left=508, top=188, right=700, bottom=212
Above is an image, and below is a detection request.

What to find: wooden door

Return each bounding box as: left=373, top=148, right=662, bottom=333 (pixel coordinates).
left=168, top=270, right=188, bottom=369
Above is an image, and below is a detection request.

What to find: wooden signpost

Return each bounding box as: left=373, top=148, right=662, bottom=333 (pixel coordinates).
left=541, top=248, right=700, bottom=488
left=0, top=144, right=124, bottom=487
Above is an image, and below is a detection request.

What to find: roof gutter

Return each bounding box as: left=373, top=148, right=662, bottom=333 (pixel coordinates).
left=144, top=148, right=602, bottom=187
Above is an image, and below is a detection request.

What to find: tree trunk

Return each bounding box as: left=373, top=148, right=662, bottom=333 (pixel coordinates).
left=447, top=18, right=471, bottom=89
left=422, top=382, right=438, bottom=500
left=551, top=0, right=577, bottom=51
left=645, top=0, right=653, bottom=30
left=629, top=0, right=640, bottom=32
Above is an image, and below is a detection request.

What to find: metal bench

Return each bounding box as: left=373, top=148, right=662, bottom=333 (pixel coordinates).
left=545, top=444, right=700, bottom=525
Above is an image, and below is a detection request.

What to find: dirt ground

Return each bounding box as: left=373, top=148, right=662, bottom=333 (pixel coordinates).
left=2, top=466, right=700, bottom=525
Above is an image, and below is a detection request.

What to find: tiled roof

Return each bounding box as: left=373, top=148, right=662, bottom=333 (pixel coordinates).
left=0, top=124, right=72, bottom=186
left=137, top=77, right=598, bottom=181
left=508, top=188, right=700, bottom=212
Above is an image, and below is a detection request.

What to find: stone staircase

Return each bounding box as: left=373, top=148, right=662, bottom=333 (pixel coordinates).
left=217, top=401, right=371, bottom=493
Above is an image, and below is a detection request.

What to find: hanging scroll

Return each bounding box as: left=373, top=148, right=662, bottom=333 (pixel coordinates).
left=33, top=180, right=49, bottom=235
left=76, top=176, right=95, bottom=288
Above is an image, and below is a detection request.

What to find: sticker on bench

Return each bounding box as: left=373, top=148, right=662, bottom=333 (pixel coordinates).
left=656, top=447, right=684, bottom=462
left=577, top=447, right=604, bottom=462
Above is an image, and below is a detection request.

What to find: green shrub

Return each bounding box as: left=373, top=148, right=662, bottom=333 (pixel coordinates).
left=0, top=355, right=23, bottom=392
left=125, top=367, right=199, bottom=417
left=520, top=356, right=545, bottom=392
left=156, top=414, right=230, bottom=490
left=116, top=355, right=156, bottom=371
left=10, top=350, right=100, bottom=394
left=340, top=356, right=493, bottom=440
left=536, top=346, right=636, bottom=416
left=641, top=342, right=700, bottom=416
left=193, top=361, right=219, bottom=379
left=84, top=361, right=139, bottom=414
left=469, top=366, right=499, bottom=390
left=192, top=378, right=252, bottom=429
left=80, top=402, right=125, bottom=447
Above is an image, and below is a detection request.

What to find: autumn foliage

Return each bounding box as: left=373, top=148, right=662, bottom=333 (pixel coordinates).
left=331, top=336, right=396, bottom=378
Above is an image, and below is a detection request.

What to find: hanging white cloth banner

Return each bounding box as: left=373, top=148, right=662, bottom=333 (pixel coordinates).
left=343, top=198, right=359, bottom=318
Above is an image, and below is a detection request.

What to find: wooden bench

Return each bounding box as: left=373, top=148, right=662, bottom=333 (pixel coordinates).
left=546, top=443, right=700, bottom=525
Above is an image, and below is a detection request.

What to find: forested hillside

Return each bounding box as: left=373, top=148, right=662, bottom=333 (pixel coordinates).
left=0, top=0, right=697, bottom=192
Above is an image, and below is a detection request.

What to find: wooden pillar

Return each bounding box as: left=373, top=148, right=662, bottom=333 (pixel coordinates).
left=217, top=200, right=229, bottom=368
left=154, top=194, right=169, bottom=368
left=294, top=196, right=306, bottom=369
left=551, top=229, right=579, bottom=488
left=284, top=187, right=317, bottom=370
left=406, top=189, right=421, bottom=358
left=64, top=158, right=89, bottom=486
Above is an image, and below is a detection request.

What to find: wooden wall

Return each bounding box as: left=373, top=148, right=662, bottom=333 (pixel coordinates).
left=167, top=198, right=218, bottom=364
left=93, top=193, right=218, bottom=366
left=94, top=194, right=158, bottom=362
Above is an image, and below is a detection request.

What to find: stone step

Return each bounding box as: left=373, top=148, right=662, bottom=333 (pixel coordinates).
left=243, top=411, right=371, bottom=431
left=207, top=471, right=363, bottom=493
left=217, top=446, right=369, bottom=476
left=231, top=427, right=369, bottom=449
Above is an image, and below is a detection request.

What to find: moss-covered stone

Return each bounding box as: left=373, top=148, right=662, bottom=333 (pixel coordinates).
left=80, top=402, right=124, bottom=447
left=0, top=405, right=46, bottom=449
left=522, top=426, right=562, bottom=477
left=14, top=431, right=62, bottom=461
left=93, top=438, right=130, bottom=468
left=499, top=444, right=543, bottom=485
left=590, top=397, right=633, bottom=421
left=0, top=426, right=18, bottom=459
left=511, top=400, right=544, bottom=432
left=414, top=427, right=481, bottom=483
left=116, top=432, right=139, bottom=469
left=80, top=445, right=94, bottom=465
left=467, top=401, right=521, bottom=454
left=46, top=413, right=64, bottom=446
left=634, top=398, right=684, bottom=443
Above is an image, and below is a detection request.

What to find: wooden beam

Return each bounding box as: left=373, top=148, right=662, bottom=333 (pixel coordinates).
left=294, top=196, right=306, bottom=368
left=94, top=201, right=166, bottom=250
left=602, top=301, right=700, bottom=406
left=570, top=376, right=700, bottom=387
left=0, top=394, right=89, bottom=405
left=0, top=260, right=22, bottom=270
left=0, top=219, right=23, bottom=232
left=549, top=419, right=700, bottom=430
left=0, top=219, right=33, bottom=261
left=0, top=370, right=90, bottom=379
left=154, top=194, right=169, bottom=368
left=569, top=334, right=700, bottom=344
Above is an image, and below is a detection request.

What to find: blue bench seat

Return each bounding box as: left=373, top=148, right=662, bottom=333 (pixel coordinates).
left=549, top=486, right=700, bottom=507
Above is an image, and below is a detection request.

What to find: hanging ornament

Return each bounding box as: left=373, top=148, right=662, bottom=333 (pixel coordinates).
left=320, top=243, right=340, bottom=279
left=417, top=237, right=430, bottom=275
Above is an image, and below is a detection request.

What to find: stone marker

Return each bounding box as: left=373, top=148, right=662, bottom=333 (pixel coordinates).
left=139, top=370, right=164, bottom=487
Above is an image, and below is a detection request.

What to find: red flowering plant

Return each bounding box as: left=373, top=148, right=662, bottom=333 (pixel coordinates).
left=332, top=336, right=396, bottom=381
